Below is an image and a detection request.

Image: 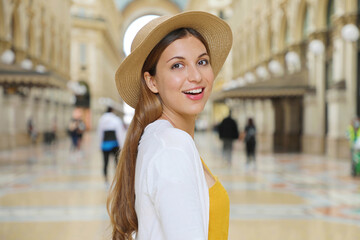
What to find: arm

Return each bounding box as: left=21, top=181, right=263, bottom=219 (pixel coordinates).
left=147, top=148, right=207, bottom=240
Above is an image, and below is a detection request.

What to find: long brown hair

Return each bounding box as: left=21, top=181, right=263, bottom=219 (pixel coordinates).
left=107, top=28, right=209, bottom=240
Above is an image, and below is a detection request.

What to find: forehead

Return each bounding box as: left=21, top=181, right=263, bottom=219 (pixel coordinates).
left=160, top=35, right=207, bottom=58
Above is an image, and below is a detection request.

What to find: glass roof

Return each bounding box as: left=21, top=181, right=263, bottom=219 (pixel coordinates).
left=114, top=0, right=187, bottom=11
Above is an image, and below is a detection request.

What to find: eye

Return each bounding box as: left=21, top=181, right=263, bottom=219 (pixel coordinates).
left=198, top=59, right=209, bottom=66
left=171, top=63, right=184, bottom=69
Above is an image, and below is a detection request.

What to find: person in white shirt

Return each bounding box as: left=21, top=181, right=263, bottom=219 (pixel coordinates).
left=97, top=107, right=126, bottom=182
left=107, top=11, right=232, bottom=240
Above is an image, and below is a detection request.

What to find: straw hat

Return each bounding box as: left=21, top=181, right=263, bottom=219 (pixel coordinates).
left=115, top=11, right=233, bottom=108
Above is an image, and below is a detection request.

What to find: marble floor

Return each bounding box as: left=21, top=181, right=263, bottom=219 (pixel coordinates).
left=0, top=131, right=359, bottom=240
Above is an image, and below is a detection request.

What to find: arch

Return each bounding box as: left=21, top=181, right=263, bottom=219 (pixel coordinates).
left=0, top=0, right=4, bottom=37
left=293, top=0, right=308, bottom=42
left=244, top=30, right=250, bottom=69
left=49, top=18, right=57, bottom=68
left=262, top=17, right=272, bottom=59
left=58, top=38, right=63, bottom=71
left=314, top=0, right=335, bottom=30
left=75, top=81, right=91, bottom=108
left=270, top=28, right=275, bottom=54
left=278, top=13, right=287, bottom=50
left=240, top=39, right=246, bottom=73
left=11, top=6, right=23, bottom=49
left=271, top=7, right=287, bottom=53
left=58, top=26, right=64, bottom=72
left=27, top=14, right=37, bottom=58
left=326, top=0, right=335, bottom=29
left=120, top=1, right=180, bottom=55
left=38, top=6, right=46, bottom=61
left=254, top=22, right=261, bottom=63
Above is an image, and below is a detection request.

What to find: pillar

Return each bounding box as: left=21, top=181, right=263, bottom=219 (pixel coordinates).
left=326, top=89, right=350, bottom=159
left=302, top=93, right=325, bottom=154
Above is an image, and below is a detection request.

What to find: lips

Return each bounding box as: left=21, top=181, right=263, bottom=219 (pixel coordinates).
left=182, top=88, right=204, bottom=95
left=182, top=87, right=205, bottom=100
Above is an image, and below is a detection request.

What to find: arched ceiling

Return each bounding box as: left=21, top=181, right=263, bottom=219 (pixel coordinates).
left=116, top=0, right=187, bottom=57
left=115, top=0, right=188, bottom=12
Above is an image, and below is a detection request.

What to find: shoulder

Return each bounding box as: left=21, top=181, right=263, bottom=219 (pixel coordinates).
left=142, top=120, right=195, bottom=150
left=141, top=120, right=199, bottom=175
left=98, top=113, right=109, bottom=121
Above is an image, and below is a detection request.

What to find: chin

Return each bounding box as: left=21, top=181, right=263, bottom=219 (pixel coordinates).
left=185, top=104, right=207, bottom=116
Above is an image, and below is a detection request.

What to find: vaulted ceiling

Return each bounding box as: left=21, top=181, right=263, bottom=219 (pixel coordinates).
left=114, top=0, right=188, bottom=12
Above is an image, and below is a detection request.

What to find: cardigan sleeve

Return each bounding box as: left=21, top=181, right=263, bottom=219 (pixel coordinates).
left=147, top=147, right=207, bottom=240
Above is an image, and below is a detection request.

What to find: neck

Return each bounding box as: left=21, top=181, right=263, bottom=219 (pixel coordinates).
left=160, top=110, right=196, bottom=138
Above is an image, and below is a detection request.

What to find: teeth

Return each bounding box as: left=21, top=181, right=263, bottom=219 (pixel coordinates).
left=184, top=88, right=203, bottom=94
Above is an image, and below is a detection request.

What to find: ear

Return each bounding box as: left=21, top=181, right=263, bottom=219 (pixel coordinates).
left=144, top=72, right=159, bottom=93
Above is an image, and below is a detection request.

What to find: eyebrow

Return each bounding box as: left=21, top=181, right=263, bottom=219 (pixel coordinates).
left=166, top=52, right=209, bottom=63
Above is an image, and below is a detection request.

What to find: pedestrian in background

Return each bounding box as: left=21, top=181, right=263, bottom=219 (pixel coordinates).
left=244, top=117, right=257, bottom=170
left=218, top=110, right=239, bottom=166
left=107, top=11, right=232, bottom=240
left=97, top=107, right=126, bottom=182
left=68, top=118, right=80, bottom=151
left=76, top=118, right=86, bottom=150
left=27, top=117, right=37, bottom=144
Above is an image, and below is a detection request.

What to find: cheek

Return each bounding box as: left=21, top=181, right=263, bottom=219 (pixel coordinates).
left=155, top=74, right=180, bottom=99
left=206, top=71, right=215, bottom=88
left=160, top=74, right=183, bottom=91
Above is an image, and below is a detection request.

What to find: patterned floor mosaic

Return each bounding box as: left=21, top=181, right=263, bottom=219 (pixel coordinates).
left=0, top=131, right=359, bottom=240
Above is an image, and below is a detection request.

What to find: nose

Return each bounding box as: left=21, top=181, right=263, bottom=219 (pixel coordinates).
left=187, top=64, right=201, bottom=82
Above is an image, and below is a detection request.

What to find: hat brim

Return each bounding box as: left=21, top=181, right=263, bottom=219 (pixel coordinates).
left=115, top=11, right=233, bottom=109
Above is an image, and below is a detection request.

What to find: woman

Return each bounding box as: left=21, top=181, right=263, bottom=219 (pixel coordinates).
left=107, top=11, right=232, bottom=240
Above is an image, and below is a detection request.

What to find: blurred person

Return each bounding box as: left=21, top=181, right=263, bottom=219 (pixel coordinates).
left=68, top=118, right=80, bottom=151
left=76, top=118, right=86, bottom=150
left=107, top=11, right=232, bottom=240
left=27, top=117, right=37, bottom=144
left=244, top=117, right=257, bottom=170
left=218, top=110, right=239, bottom=166
left=44, top=119, right=57, bottom=147
left=347, top=117, right=360, bottom=176
left=97, top=107, right=126, bottom=182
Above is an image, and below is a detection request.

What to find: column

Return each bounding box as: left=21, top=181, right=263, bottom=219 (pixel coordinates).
left=326, top=89, right=349, bottom=158
left=16, top=91, right=32, bottom=146
left=262, top=99, right=274, bottom=152
left=244, top=99, right=255, bottom=120
left=254, top=100, right=266, bottom=152
left=325, top=16, right=354, bottom=159
left=1, top=94, right=21, bottom=149
left=33, top=88, right=46, bottom=142
left=237, top=100, right=247, bottom=131
left=44, top=88, right=55, bottom=133
left=62, top=91, right=75, bottom=135
left=344, top=29, right=358, bottom=120
left=0, top=87, right=4, bottom=149
left=302, top=33, right=326, bottom=154
left=302, top=94, right=325, bottom=154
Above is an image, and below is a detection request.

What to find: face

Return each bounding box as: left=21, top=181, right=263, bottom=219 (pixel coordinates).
left=144, top=35, right=214, bottom=119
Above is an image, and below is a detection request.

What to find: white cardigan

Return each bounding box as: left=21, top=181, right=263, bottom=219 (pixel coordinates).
left=135, top=120, right=209, bottom=240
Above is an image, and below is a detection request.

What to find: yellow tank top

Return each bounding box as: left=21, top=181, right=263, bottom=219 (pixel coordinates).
left=202, top=159, right=230, bottom=240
